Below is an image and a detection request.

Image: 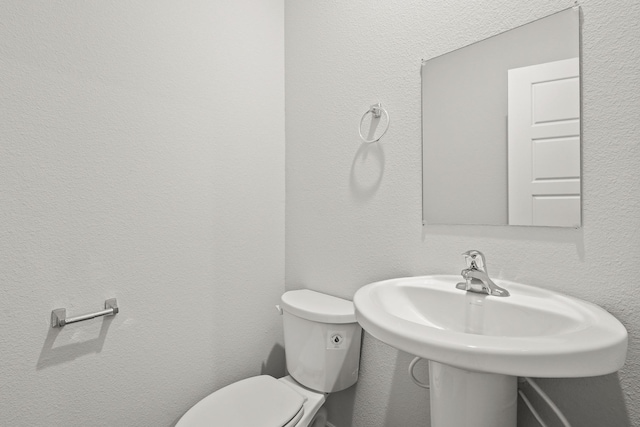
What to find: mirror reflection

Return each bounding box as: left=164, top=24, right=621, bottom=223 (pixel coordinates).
left=422, top=8, right=580, bottom=227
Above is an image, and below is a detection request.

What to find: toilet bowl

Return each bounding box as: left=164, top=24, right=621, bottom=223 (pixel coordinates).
left=176, top=290, right=362, bottom=427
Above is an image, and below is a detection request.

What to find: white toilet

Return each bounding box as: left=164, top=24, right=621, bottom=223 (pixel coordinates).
left=176, top=289, right=362, bottom=427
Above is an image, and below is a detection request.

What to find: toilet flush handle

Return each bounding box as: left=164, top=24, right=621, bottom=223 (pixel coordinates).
left=275, top=305, right=283, bottom=315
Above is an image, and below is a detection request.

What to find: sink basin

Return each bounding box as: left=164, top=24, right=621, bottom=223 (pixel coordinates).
left=354, top=275, right=627, bottom=378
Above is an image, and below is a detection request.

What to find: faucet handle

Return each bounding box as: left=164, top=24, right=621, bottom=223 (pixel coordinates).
left=462, top=250, right=488, bottom=273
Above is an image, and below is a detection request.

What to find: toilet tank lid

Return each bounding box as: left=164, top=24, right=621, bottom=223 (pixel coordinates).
left=281, top=290, right=356, bottom=324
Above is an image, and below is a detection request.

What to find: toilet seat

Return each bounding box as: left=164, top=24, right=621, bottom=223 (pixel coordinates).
left=176, top=375, right=305, bottom=427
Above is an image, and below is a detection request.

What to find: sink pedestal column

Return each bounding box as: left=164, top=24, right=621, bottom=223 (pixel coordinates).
left=429, top=361, right=517, bottom=427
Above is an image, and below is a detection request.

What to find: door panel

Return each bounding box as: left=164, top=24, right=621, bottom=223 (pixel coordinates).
left=508, top=57, right=580, bottom=227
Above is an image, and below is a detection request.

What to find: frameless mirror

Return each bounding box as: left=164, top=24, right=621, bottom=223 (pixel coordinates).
left=422, top=7, right=580, bottom=227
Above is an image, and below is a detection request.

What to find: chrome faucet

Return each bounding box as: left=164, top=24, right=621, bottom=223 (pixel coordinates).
left=456, top=250, right=510, bottom=297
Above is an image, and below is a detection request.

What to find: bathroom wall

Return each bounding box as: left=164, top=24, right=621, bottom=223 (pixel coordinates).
left=285, top=1, right=640, bottom=426
left=0, top=1, right=284, bottom=426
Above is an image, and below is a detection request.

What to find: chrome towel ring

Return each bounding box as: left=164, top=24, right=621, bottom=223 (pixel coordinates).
left=358, top=103, right=390, bottom=143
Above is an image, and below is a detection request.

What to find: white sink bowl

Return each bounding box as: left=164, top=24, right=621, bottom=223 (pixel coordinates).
left=354, top=275, right=627, bottom=377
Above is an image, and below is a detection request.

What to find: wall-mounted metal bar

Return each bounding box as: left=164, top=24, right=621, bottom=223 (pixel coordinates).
left=51, top=298, right=119, bottom=328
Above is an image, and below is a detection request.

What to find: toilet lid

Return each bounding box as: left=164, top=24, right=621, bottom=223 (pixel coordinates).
left=176, top=375, right=305, bottom=427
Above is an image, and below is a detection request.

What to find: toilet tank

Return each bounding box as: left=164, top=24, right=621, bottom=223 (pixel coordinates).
left=280, top=290, right=362, bottom=393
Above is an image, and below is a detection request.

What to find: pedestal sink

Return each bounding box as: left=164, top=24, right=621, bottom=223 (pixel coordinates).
left=353, top=275, right=628, bottom=427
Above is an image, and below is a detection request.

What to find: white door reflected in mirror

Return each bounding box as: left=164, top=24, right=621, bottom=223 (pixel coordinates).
left=508, top=58, right=581, bottom=227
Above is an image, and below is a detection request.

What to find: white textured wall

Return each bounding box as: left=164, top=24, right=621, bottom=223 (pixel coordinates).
left=0, top=1, right=285, bottom=426
left=285, top=1, right=640, bottom=426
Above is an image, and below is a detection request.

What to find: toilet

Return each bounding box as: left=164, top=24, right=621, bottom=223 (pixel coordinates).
left=176, top=289, right=362, bottom=427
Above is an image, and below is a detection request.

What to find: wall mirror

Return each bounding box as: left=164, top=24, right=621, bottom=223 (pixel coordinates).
left=422, top=7, right=580, bottom=227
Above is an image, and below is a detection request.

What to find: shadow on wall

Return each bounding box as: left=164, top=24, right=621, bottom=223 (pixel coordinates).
left=329, top=334, right=429, bottom=427
left=37, top=316, right=114, bottom=370
left=383, top=350, right=431, bottom=426
left=325, top=382, right=358, bottom=427
left=261, top=343, right=286, bottom=379
left=517, top=374, right=631, bottom=427
left=350, top=142, right=385, bottom=203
